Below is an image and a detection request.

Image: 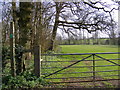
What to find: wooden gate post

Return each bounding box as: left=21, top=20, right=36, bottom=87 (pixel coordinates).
left=10, top=22, right=15, bottom=77
left=34, top=45, right=40, bottom=77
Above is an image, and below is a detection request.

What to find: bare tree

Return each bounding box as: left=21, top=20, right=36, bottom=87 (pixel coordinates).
left=47, top=0, right=118, bottom=50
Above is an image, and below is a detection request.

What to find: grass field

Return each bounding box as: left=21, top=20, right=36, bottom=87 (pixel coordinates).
left=60, top=45, right=119, bottom=60
left=41, top=45, right=119, bottom=88
left=60, top=45, right=119, bottom=53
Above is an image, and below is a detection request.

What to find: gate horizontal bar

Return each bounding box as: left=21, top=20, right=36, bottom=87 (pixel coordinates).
left=45, top=74, right=119, bottom=80
left=42, top=65, right=118, bottom=69
left=49, top=79, right=120, bottom=84
left=45, top=76, right=93, bottom=79
left=42, top=70, right=120, bottom=75
left=42, top=52, right=120, bottom=56
left=41, top=59, right=120, bottom=62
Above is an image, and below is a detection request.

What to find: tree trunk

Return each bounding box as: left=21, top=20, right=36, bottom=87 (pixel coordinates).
left=16, top=2, right=32, bottom=75
left=48, top=2, right=61, bottom=51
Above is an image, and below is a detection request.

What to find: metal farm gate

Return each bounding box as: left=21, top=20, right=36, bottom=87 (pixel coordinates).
left=41, top=52, right=120, bottom=88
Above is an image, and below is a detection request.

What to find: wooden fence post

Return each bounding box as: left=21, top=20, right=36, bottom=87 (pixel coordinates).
left=34, top=45, right=40, bottom=77
left=10, top=22, right=15, bottom=77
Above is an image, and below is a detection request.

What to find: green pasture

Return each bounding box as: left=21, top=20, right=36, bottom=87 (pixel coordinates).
left=41, top=45, right=119, bottom=87
left=60, top=45, right=118, bottom=53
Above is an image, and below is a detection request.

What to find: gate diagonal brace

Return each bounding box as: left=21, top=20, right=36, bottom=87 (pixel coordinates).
left=95, top=54, right=120, bottom=66
left=43, top=54, right=93, bottom=78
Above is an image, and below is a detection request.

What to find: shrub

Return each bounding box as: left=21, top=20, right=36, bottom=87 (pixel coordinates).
left=2, top=71, right=49, bottom=89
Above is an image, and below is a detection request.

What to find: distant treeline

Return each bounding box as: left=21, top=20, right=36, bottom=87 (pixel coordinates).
left=58, top=38, right=120, bottom=45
